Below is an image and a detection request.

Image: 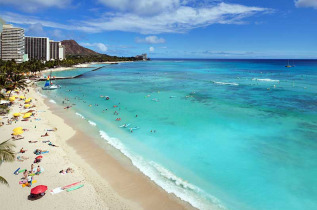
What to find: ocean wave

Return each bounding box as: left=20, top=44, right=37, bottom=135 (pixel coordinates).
left=252, top=78, right=279, bottom=82
left=49, top=99, right=56, bottom=104
left=88, top=120, right=97, bottom=126
left=75, top=112, right=86, bottom=119
left=99, top=130, right=225, bottom=210
left=212, top=81, right=239, bottom=86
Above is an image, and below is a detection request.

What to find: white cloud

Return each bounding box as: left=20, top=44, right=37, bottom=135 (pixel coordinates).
left=51, top=29, right=63, bottom=39
left=136, top=36, right=165, bottom=44
left=84, top=3, right=270, bottom=34
left=26, top=23, right=46, bottom=37
left=81, top=42, right=108, bottom=52
left=98, top=0, right=180, bottom=16
left=295, top=0, right=317, bottom=9
left=2, top=2, right=270, bottom=34
left=149, top=46, right=155, bottom=52
left=0, top=0, right=72, bottom=12
left=1, top=12, right=97, bottom=32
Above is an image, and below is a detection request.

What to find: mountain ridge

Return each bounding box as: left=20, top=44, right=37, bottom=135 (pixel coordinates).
left=61, top=40, right=99, bottom=56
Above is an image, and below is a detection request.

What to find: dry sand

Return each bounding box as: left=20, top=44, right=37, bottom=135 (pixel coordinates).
left=0, top=83, right=194, bottom=210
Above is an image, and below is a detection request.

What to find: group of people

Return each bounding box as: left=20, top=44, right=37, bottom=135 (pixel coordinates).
left=59, top=167, right=74, bottom=174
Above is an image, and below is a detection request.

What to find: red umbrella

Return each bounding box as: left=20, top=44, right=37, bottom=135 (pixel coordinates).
left=31, top=185, right=47, bottom=195
left=35, top=156, right=43, bottom=159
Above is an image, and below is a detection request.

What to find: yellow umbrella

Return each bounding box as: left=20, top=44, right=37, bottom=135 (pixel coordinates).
left=13, top=130, right=24, bottom=135
left=14, top=89, right=19, bottom=92
left=13, top=112, right=21, bottom=117
left=20, top=96, right=26, bottom=99
left=13, top=95, right=19, bottom=98
left=25, top=99, right=31, bottom=103
left=9, top=97, right=16, bottom=102
left=23, top=113, right=32, bottom=118
left=24, top=104, right=31, bottom=108
left=13, top=127, right=23, bottom=132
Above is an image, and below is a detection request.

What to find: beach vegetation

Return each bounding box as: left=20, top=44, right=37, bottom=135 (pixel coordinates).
left=0, top=140, right=16, bottom=186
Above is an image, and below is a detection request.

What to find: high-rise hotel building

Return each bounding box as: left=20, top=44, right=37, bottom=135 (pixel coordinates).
left=25, top=37, right=50, bottom=61
left=50, top=40, right=65, bottom=60
left=0, top=24, right=26, bottom=63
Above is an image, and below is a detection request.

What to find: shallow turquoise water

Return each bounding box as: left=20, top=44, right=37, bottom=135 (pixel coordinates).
left=40, top=60, right=317, bottom=210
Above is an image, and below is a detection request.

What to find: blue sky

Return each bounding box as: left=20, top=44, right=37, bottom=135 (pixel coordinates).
left=0, top=0, right=316, bottom=58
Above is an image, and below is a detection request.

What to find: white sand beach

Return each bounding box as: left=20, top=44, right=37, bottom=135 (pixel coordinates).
left=0, top=82, right=194, bottom=209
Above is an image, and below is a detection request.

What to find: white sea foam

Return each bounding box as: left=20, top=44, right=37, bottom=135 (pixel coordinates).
left=213, top=81, right=239, bottom=86
left=252, top=78, right=279, bottom=82
left=37, top=92, right=47, bottom=98
left=49, top=99, right=56, bottom=104
left=88, top=120, right=97, bottom=126
left=99, top=130, right=225, bottom=210
left=75, top=112, right=86, bottom=119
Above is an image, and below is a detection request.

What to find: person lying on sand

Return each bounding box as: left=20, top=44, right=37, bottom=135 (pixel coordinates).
left=20, top=147, right=27, bottom=153
left=34, top=158, right=41, bottom=164
left=48, top=142, right=59, bottom=147
left=41, top=132, right=49, bottom=137
left=28, top=141, right=38, bottom=143
left=66, top=167, right=74, bottom=173
left=17, top=156, right=29, bottom=162
left=42, top=140, right=50, bottom=143
left=12, top=135, right=24, bottom=140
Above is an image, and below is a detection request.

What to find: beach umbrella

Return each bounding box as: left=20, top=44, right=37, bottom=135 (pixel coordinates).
left=23, top=113, right=32, bottom=118
left=13, top=127, right=23, bottom=132
left=9, top=97, right=16, bottom=102
left=35, top=156, right=43, bottom=159
left=25, top=99, right=31, bottom=103
left=13, top=112, right=21, bottom=117
left=31, top=185, right=47, bottom=195
left=13, top=95, right=19, bottom=98
left=13, top=130, right=24, bottom=135
left=20, top=96, right=26, bottom=99
left=24, top=104, right=31, bottom=108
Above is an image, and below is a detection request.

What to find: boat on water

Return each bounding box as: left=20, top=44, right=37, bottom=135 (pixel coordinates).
left=285, top=59, right=292, bottom=68
left=42, top=76, right=60, bottom=90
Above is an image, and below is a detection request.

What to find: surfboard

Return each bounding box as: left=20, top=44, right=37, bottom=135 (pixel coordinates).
left=62, top=181, right=81, bottom=189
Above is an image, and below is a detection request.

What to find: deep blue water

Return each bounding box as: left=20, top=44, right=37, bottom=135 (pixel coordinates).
left=40, top=59, right=317, bottom=210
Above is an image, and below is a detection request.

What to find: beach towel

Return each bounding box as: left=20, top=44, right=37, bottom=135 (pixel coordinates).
left=50, top=187, right=64, bottom=195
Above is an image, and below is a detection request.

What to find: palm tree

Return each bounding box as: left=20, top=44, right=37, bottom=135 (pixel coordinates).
left=6, top=74, right=27, bottom=97
left=0, top=140, right=15, bottom=186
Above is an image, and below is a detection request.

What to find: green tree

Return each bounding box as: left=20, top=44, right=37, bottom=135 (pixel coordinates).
left=0, top=140, right=15, bottom=186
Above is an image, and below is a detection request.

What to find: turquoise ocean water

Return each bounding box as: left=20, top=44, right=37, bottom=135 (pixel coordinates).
left=39, top=59, right=317, bottom=210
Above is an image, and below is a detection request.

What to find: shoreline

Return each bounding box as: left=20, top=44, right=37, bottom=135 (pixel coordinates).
left=41, top=61, right=133, bottom=73
left=40, top=86, right=196, bottom=209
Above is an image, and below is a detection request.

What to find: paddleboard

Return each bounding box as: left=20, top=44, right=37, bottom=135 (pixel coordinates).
left=66, top=184, right=84, bottom=192
left=14, top=167, right=20, bottom=175
left=18, top=169, right=26, bottom=173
